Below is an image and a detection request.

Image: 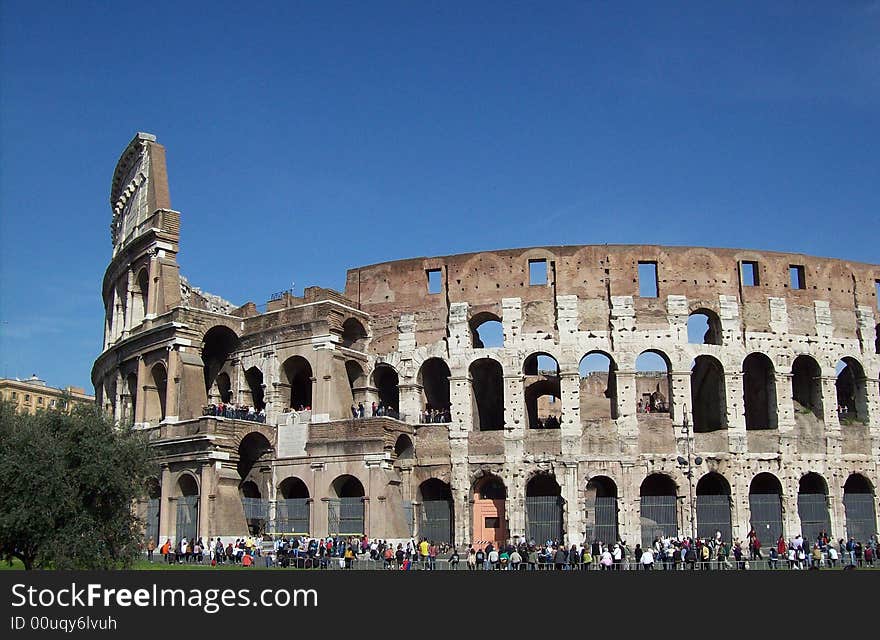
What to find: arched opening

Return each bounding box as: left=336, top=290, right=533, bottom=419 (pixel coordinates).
left=341, top=318, right=368, bottom=350
left=393, top=434, right=414, bottom=460
left=743, top=353, right=778, bottom=430
left=797, top=473, right=831, bottom=541
left=282, top=356, right=313, bottom=411
left=695, top=472, right=732, bottom=543
left=244, top=367, right=265, bottom=412
left=524, top=353, right=561, bottom=429
left=525, top=474, right=564, bottom=544
left=239, top=480, right=266, bottom=536
left=277, top=477, right=310, bottom=535
left=835, top=358, right=867, bottom=424
left=237, top=432, right=273, bottom=483
left=687, top=309, right=723, bottom=345
left=875, top=324, right=879, bottom=355
left=201, top=326, right=240, bottom=395
left=469, top=358, right=504, bottom=431
left=419, top=479, right=454, bottom=544
left=418, top=358, right=451, bottom=420
left=144, top=477, right=161, bottom=545
left=585, top=476, right=619, bottom=545
left=345, top=360, right=367, bottom=409
left=636, top=350, right=672, bottom=417
left=131, top=268, right=149, bottom=327
left=579, top=352, right=618, bottom=420
left=125, top=372, right=137, bottom=423
left=372, top=364, right=399, bottom=416
left=749, top=473, right=784, bottom=541
left=329, top=475, right=365, bottom=535
left=843, top=474, right=877, bottom=543
left=640, top=474, right=678, bottom=547
left=472, top=475, right=507, bottom=547
left=175, top=474, right=199, bottom=543
left=791, top=355, right=823, bottom=420
left=145, top=362, right=167, bottom=423
left=213, top=372, right=232, bottom=404
left=470, top=312, right=503, bottom=349
left=690, top=355, right=726, bottom=432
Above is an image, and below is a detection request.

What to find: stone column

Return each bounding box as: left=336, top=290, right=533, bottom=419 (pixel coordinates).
left=504, top=373, right=525, bottom=435
left=165, top=346, right=181, bottom=422
left=615, top=369, right=638, bottom=454
left=198, top=463, right=213, bottom=540
left=820, top=375, right=841, bottom=456
left=159, top=464, right=173, bottom=541
left=449, top=375, right=472, bottom=432
left=670, top=371, right=692, bottom=426
left=775, top=371, right=796, bottom=457
left=725, top=371, right=747, bottom=453
left=135, top=356, right=147, bottom=425
left=312, top=462, right=327, bottom=537
left=272, top=382, right=291, bottom=415
left=450, top=443, right=471, bottom=545
left=561, top=463, right=581, bottom=545
left=398, top=383, right=423, bottom=422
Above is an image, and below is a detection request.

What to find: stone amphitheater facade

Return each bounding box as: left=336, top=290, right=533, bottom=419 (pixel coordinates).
left=92, top=133, right=880, bottom=548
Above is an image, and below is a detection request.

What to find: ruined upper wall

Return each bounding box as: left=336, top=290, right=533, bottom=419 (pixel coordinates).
left=345, top=245, right=880, bottom=349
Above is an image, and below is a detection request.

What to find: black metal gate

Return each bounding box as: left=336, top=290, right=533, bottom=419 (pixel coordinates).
left=696, top=495, right=732, bottom=543
left=585, top=497, right=618, bottom=544
left=525, top=496, right=564, bottom=544
left=749, top=493, right=784, bottom=541
left=640, top=496, right=678, bottom=547
left=843, top=493, right=878, bottom=543
left=328, top=497, right=364, bottom=535
left=145, top=498, right=160, bottom=545
left=420, top=500, right=453, bottom=543
left=277, top=498, right=310, bottom=535
left=402, top=501, right=414, bottom=537
left=175, top=496, right=198, bottom=542
left=797, top=493, right=831, bottom=540
left=241, top=498, right=269, bottom=534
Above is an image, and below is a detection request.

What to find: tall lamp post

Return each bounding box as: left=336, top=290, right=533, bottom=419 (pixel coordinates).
left=676, top=404, right=702, bottom=541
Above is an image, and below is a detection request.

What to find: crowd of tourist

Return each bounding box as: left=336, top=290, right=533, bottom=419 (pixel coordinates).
left=418, top=407, right=452, bottom=424
left=145, top=529, right=878, bottom=571
left=203, top=402, right=266, bottom=422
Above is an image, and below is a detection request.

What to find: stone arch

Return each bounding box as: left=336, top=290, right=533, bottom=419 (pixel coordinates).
left=695, top=472, right=732, bottom=542
left=174, top=472, right=199, bottom=542
left=201, top=325, right=240, bottom=395
left=130, top=267, right=149, bottom=327
left=243, top=366, right=265, bottom=411
left=237, top=431, right=274, bottom=484
left=843, top=473, right=877, bottom=543
left=417, top=357, right=451, bottom=413
left=585, top=475, right=619, bottom=544
left=125, top=372, right=137, bottom=423
left=329, top=475, right=366, bottom=536
left=277, top=476, right=310, bottom=536
left=640, top=473, right=679, bottom=547
left=393, top=434, right=415, bottom=460
left=743, top=352, right=778, bottom=430
left=579, top=351, right=618, bottom=420
left=418, top=479, right=454, bottom=544
left=469, top=311, right=503, bottom=349
left=345, top=360, right=367, bottom=409
left=282, top=355, right=313, bottom=411
left=469, top=357, right=505, bottom=431
left=835, top=357, right=868, bottom=424
left=797, top=472, right=831, bottom=541
left=144, top=361, right=167, bottom=423
left=525, top=472, right=564, bottom=545
left=636, top=349, right=673, bottom=418
left=791, top=354, right=823, bottom=420
left=687, top=308, right=723, bottom=345
left=691, top=355, right=727, bottom=432
left=371, top=363, right=399, bottom=414
left=749, top=472, right=785, bottom=541
left=472, top=474, right=508, bottom=547
left=524, top=352, right=561, bottom=429
left=341, top=317, right=368, bottom=350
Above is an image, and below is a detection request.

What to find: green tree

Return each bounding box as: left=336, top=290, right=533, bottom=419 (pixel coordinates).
left=0, top=399, right=155, bottom=569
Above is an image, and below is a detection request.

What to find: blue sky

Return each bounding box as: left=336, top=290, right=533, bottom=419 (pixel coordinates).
left=1, top=1, right=878, bottom=391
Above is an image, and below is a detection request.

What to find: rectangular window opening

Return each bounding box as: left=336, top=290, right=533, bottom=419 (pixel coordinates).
left=875, top=280, right=880, bottom=310
left=484, top=517, right=500, bottom=529
left=789, top=265, right=806, bottom=290
left=638, top=262, right=659, bottom=297
left=529, top=259, right=547, bottom=286
left=741, top=261, right=759, bottom=287
left=427, top=269, right=442, bottom=295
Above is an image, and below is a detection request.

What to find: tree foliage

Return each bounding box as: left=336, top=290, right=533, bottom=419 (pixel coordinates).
left=0, top=399, right=155, bottom=569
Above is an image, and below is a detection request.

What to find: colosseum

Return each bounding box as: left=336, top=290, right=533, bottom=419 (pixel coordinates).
left=92, top=133, right=880, bottom=550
